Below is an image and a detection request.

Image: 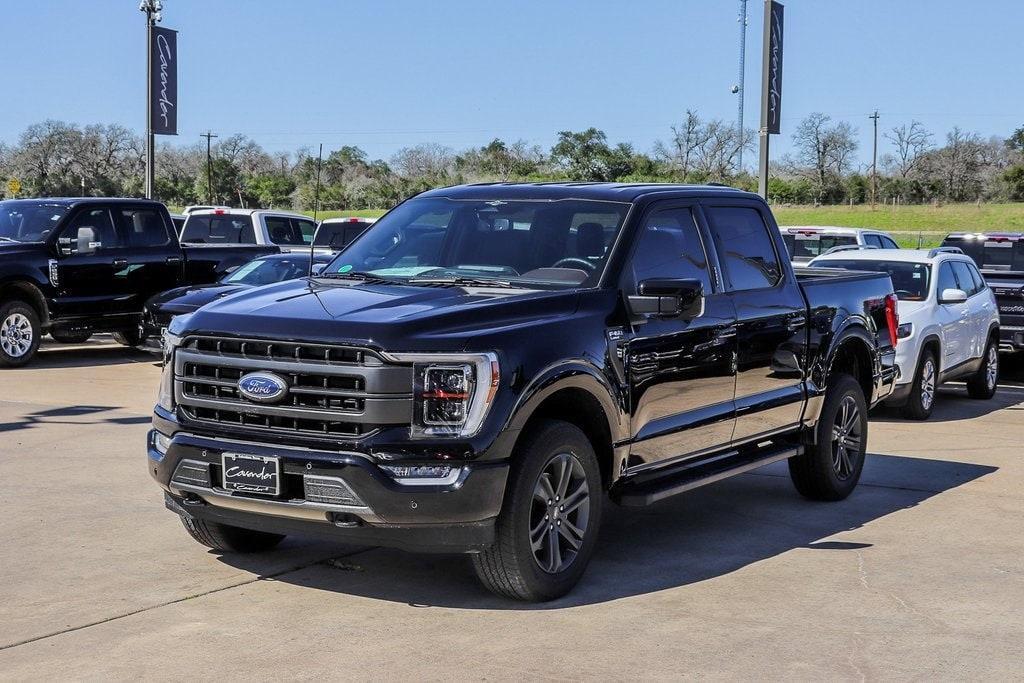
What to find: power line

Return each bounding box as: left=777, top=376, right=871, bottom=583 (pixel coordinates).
left=200, top=130, right=218, bottom=204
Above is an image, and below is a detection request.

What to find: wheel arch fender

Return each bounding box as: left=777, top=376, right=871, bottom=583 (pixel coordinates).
left=0, top=277, right=49, bottom=326
left=504, top=360, right=627, bottom=486
left=822, top=323, right=877, bottom=405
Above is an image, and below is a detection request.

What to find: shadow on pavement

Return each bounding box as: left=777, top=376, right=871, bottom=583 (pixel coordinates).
left=21, top=342, right=157, bottom=370
left=0, top=405, right=151, bottom=434
left=214, top=452, right=996, bottom=609
left=872, top=383, right=1024, bottom=423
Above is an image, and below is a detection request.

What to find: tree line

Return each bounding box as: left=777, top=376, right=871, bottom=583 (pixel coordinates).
left=2, top=113, right=1023, bottom=209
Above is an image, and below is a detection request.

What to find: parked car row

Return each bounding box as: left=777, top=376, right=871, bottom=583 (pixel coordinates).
left=177, top=209, right=374, bottom=254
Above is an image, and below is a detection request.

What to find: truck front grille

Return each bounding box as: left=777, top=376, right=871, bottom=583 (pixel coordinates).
left=174, top=336, right=412, bottom=441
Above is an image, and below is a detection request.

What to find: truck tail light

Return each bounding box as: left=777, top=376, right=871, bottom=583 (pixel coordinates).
left=884, top=294, right=899, bottom=348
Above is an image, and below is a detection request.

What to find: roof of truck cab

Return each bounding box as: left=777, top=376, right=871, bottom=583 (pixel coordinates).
left=416, top=182, right=759, bottom=203
left=0, top=197, right=163, bottom=206
left=780, top=225, right=884, bottom=235
left=187, top=208, right=310, bottom=218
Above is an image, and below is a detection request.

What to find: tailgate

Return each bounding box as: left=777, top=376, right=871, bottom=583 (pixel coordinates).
left=988, top=276, right=1024, bottom=328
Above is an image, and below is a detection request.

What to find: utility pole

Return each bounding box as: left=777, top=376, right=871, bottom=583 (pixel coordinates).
left=201, top=131, right=218, bottom=204
left=140, top=0, right=163, bottom=198
left=869, top=110, right=880, bottom=209
left=736, top=0, right=749, bottom=173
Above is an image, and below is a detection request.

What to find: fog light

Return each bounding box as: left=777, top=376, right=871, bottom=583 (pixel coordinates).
left=153, top=431, right=172, bottom=455
left=379, top=464, right=461, bottom=484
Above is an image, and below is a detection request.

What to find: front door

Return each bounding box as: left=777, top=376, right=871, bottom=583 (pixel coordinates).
left=51, top=207, right=131, bottom=319
left=623, top=203, right=737, bottom=470
left=935, top=261, right=970, bottom=369
left=703, top=202, right=807, bottom=443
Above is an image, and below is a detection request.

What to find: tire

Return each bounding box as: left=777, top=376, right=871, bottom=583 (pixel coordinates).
left=966, top=338, right=999, bottom=399
left=901, top=349, right=937, bottom=420
left=112, top=328, right=145, bottom=347
left=0, top=300, right=42, bottom=368
left=788, top=374, right=868, bottom=501
left=50, top=330, right=92, bottom=344
left=179, top=514, right=285, bottom=553
left=472, top=420, right=603, bottom=602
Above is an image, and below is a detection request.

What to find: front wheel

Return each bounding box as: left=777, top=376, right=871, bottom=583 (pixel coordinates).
left=966, top=339, right=998, bottom=399
left=0, top=301, right=42, bottom=367
left=789, top=374, right=868, bottom=501
left=472, top=420, right=603, bottom=601
left=901, top=350, right=937, bottom=420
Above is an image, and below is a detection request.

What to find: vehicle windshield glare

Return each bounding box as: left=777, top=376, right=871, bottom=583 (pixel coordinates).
left=322, top=197, right=630, bottom=288
left=819, top=259, right=931, bottom=301
left=0, top=201, right=69, bottom=243
left=222, top=257, right=313, bottom=286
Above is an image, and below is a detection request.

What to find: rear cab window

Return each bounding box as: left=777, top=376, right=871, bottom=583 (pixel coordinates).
left=944, top=236, right=1024, bottom=272
left=181, top=214, right=256, bottom=244
left=781, top=231, right=857, bottom=260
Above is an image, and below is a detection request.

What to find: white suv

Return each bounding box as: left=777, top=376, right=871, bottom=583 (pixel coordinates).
left=781, top=226, right=899, bottom=264
left=179, top=209, right=319, bottom=253
left=810, top=248, right=1000, bottom=419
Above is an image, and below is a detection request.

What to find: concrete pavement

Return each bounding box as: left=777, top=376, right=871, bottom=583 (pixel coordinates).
left=1, top=339, right=1022, bottom=680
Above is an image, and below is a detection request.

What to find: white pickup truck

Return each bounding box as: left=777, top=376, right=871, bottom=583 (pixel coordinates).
left=179, top=209, right=319, bottom=253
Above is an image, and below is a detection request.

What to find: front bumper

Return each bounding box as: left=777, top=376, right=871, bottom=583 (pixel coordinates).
left=148, top=421, right=510, bottom=553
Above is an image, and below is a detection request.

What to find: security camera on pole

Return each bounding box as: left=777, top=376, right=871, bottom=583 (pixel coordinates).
left=140, top=0, right=178, bottom=199
left=757, top=0, right=784, bottom=199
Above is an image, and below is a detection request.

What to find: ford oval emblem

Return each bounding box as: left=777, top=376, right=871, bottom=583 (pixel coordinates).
left=237, top=372, right=289, bottom=404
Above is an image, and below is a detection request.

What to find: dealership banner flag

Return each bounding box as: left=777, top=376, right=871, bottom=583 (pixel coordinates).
left=761, top=1, right=783, bottom=135
left=150, top=26, right=178, bottom=136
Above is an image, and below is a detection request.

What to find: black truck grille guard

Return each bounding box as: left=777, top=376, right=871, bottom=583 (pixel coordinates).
left=174, top=335, right=413, bottom=440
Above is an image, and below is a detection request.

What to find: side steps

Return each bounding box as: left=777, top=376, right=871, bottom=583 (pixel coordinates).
left=613, top=443, right=802, bottom=507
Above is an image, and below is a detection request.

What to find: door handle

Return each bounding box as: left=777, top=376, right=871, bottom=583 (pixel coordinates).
left=719, top=326, right=738, bottom=339
left=112, top=258, right=128, bottom=268
left=166, top=256, right=183, bottom=264
left=786, top=316, right=807, bottom=331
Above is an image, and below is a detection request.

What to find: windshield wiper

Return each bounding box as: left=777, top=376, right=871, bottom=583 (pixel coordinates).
left=408, top=275, right=517, bottom=289
left=316, top=271, right=403, bottom=284
left=0, top=236, right=18, bottom=243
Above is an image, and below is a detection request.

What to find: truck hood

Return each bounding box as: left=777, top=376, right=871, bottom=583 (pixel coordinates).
left=0, top=242, right=44, bottom=259
left=182, top=278, right=581, bottom=351
left=147, top=283, right=250, bottom=315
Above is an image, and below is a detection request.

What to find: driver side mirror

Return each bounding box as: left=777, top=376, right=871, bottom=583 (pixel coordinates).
left=627, top=278, right=704, bottom=320
left=58, top=227, right=99, bottom=256
left=939, top=288, right=968, bottom=304
left=310, top=263, right=326, bottom=276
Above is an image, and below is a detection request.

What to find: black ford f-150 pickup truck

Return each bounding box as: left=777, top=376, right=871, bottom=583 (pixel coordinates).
left=150, top=183, right=898, bottom=601
left=0, top=198, right=279, bottom=366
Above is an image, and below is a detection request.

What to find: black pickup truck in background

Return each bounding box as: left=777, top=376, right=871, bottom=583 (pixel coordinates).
left=0, top=198, right=279, bottom=366
left=151, top=183, right=898, bottom=601
left=941, top=232, right=1024, bottom=352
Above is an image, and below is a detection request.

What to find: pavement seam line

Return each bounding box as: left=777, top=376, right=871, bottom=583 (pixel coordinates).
left=0, top=547, right=371, bottom=653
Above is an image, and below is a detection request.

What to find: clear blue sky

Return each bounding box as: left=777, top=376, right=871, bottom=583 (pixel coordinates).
left=1, top=0, right=1022, bottom=170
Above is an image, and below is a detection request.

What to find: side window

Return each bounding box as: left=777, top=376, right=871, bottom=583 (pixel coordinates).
left=704, top=206, right=781, bottom=291
left=62, top=208, right=122, bottom=253
left=116, top=208, right=170, bottom=248
left=968, top=263, right=988, bottom=293
left=266, top=216, right=301, bottom=245
left=936, top=262, right=959, bottom=298
left=880, top=235, right=899, bottom=249
left=627, top=207, right=712, bottom=293
left=293, top=219, right=317, bottom=245
left=863, top=234, right=883, bottom=248
left=951, top=261, right=980, bottom=296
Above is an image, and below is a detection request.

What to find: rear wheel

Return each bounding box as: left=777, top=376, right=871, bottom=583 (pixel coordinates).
left=112, top=327, right=145, bottom=347
left=50, top=329, right=92, bottom=344
left=179, top=514, right=285, bottom=553
left=472, top=420, right=602, bottom=601
left=0, top=301, right=41, bottom=367
left=901, top=350, right=937, bottom=420
left=966, top=339, right=999, bottom=399
left=789, top=374, right=868, bottom=501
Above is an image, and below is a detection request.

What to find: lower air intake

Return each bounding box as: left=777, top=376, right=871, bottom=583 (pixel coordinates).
left=303, top=475, right=364, bottom=507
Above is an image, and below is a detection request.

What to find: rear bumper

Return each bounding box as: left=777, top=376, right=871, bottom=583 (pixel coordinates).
left=148, top=418, right=510, bottom=553
left=999, top=326, right=1024, bottom=352
left=872, top=348, right=899, bottom=405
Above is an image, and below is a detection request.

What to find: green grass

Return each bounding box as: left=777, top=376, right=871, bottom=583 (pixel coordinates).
left=773, top=203, right=1024, bottom=248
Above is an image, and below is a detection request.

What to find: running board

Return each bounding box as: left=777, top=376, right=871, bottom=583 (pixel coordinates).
left=614, top=444, right=802, bottom=507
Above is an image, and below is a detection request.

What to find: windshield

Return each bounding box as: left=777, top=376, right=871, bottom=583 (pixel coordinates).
left=322, top=197, right=630, bottom=288
left=222, top=256, right=315, bottom=286
left=945, top=237, right=1024, bottom=272
left=819, top=259, right=931, bottom=301
left=782, top=233, right=857, bottom=261
left=0, top=201, right=69, bottom=243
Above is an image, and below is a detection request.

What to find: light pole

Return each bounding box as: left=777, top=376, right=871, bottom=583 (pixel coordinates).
left=140, top=0, right=163, bottom=199
left=735, top=0, right=749, bottom=173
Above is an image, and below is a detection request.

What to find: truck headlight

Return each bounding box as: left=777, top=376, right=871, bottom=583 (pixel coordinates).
left=156, top=329, right=184, bottom=411
left=385, top=352, right=499, bottom=438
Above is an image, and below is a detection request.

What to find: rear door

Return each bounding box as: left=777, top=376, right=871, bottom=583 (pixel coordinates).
left=704, top=201, right=807, bottom=444
left=623, top=201, right=737, bottom=469
left=950, top=259, right=989, bottom=361
left=935, top=261, right=970, bottom=369
left=52, top=206, right=131, bottom=318
left=113, top=206, right=183, bottom=311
